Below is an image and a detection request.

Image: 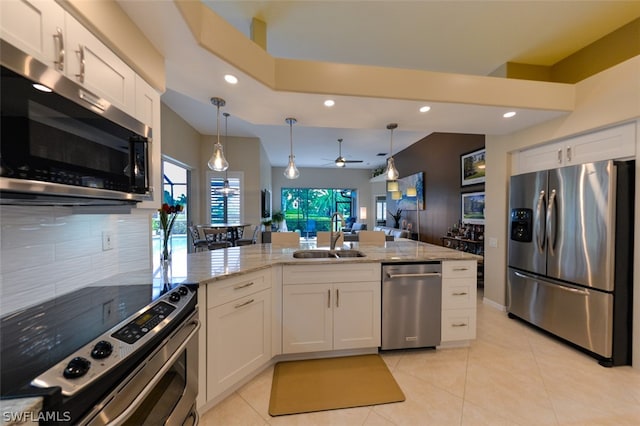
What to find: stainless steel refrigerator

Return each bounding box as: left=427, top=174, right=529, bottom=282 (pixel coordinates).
left=507, top=159, right=634, bottom=366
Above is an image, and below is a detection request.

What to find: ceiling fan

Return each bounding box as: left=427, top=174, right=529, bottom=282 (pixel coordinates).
left=334, top=138, right=363, bottom=167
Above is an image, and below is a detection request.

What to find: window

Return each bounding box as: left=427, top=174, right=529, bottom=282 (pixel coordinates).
left=153, top=160, right=189, bottom=265
left=281, top=188, right=356, bottom=236
left=376, top=195, right=387, bottom=225
left=207, top=171, right=243, bottom=223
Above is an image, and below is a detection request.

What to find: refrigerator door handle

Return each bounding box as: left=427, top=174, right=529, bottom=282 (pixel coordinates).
left=535, top=190, right=546, bottom=253
left=513, top=270, right=590, bottom=296
left=546, top=189, right=557, bottom=256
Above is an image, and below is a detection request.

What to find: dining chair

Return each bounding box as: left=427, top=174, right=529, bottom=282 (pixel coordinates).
left=316, top=231, right=343, bottom=247
left=357, top=230, right=386, bottom=246
left=188, top=225, right=209, bottom=252
left=270, top=231, right=300, bottom=247
left=202, top=227, right=232, bottom=250
left=236, top=225, right=260, bottom=246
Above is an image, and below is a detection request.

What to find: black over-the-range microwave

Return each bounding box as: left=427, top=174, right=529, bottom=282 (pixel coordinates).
left=0, top=40, right=152, bottom=205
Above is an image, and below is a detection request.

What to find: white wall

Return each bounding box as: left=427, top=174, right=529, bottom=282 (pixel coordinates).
left=0, top=206, right=151, bottom=315
left=483, top=55, right=640, bottom=367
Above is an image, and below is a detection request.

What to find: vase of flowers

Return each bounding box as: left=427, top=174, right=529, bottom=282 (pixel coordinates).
left=159, top=203, right=183, bottom=262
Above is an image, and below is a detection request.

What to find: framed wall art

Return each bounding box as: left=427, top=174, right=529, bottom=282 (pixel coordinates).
left=461, top=191, right=485, bottom=224
left=461, top=148, right=486, bottom=186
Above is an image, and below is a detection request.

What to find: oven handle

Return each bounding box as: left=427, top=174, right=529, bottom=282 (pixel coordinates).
left=108, top=318, right=201, bottom=425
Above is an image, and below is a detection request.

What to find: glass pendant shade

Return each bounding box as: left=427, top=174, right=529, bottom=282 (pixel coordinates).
left=208, top=143, right=228, bottom=171
left=385, top=157, right=399, bottom=180
left=208, top=97, right=229, bottom=171
left=214, top=112, right=238, bottom=195
left=284, top=117, right=299, bottom=179
left=284, top=155, right=300, bottom=179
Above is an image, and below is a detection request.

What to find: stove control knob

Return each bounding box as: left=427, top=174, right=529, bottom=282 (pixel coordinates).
left=91, top=340, right=113, bottom=359
left=178, top=286, right=189, bottom=296
left=169, top=292, right=181, bottom=302
left=63, top=357, right=91, bottom=379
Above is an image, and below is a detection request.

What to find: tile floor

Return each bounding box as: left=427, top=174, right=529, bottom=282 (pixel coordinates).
left=200, top=291, right=640, bottom=425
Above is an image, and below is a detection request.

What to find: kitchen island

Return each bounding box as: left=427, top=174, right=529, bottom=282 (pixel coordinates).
left=176, top=239, right=481, bottom=412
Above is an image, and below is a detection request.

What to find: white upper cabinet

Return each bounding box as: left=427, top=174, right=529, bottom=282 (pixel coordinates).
left=512, top=122, right=636, bottom=175
left=1, top=0, right=136, bottom=116
left=1, top=0, right=65, bottom=70
left=65, top=17, right=135, bottom=115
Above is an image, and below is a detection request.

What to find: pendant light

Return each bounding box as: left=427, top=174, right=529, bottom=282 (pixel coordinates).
left=385, top=123, right=399, bottom=181
left=284, top=117, right=300, bottom=179
left=385, top=123, right=399, bottom=191
left=208, top=97, right=229, bottom=171
left=217, top=112, right=238, bottom=196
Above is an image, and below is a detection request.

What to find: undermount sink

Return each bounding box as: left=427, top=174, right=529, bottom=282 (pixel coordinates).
left=292, top=250, right=335, bottom=258
left=292, top=249, right=366, bottom=259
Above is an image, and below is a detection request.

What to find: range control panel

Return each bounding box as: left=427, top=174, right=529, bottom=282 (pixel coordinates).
left=31, top=285, right=195, bottom=396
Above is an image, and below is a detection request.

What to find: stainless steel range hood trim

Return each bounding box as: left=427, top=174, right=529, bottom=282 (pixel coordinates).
left=1, top=40, right=154, bottom=205
left=0, top=179, right=144, bottom=205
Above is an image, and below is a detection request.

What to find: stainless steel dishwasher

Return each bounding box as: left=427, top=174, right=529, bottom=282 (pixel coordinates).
left=381, top=262, right=442, bottom=350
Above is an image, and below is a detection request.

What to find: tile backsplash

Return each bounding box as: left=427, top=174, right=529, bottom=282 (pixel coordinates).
left=0, top=206, right=152, bottom=316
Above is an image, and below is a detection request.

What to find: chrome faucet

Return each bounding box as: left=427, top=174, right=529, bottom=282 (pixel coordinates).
left=330, top=212, right=345, bottom=250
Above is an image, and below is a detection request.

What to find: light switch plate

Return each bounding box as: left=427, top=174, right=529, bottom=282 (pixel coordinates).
left=488, top=237, right=498, bottom=248
left=102, top=231, right=114, bottom=251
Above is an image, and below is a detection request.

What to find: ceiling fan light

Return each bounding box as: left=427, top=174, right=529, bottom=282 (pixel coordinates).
left=335, top=156, right=346, bottom=167
left=284, top=155, right=300, bottom=179
left=217, top=178, right=238, bottom=195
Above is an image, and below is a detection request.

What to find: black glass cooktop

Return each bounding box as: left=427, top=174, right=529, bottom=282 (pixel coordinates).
left=0, top=282, right=175, bottom=396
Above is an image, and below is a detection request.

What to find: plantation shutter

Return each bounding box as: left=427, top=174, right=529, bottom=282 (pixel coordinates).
left=209, top=177, right=241, bottom=223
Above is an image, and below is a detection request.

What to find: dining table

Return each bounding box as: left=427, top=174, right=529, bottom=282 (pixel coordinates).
left=198, top=223, right=250, bottom=246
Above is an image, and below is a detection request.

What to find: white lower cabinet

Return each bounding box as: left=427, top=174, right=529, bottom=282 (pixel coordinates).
left=205, top=271, right=272, bottom=400
left=282, top=263, right=381, bottom=354
left=441, top=260, right=477, bottom=343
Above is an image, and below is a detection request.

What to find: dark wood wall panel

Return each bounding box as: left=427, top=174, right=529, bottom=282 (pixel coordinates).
left=390, top=132, right=485, bottom=244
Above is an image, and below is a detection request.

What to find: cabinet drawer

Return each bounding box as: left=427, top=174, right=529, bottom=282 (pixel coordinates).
left=441, top=309, right=477, bottom=341
left=207, top=270, right=271, bottom=307
left=283, top=263, right=380, bottom=285
left=442, top=279, right=476, bottom=309
left=442, top=260, right=476, bottom=278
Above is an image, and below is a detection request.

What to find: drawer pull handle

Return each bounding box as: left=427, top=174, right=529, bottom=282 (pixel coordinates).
left=336, top=289, right=340, bottom=308
left=234, top=298, right=254, bottom=309
left=451, top=323, right=468, bottom=327
left=234, top=282, right=254, bottom=290
left=452, top=292, right=468, bottom=296
left=452, top=268, right=469, bottom=271
left=328, top=289, right=331, bottom=308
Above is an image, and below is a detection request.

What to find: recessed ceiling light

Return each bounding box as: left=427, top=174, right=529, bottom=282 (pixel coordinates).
left=324, top=99, right=335, bottom=107
left=503, top=111, right=517, bottom=118
left=419, top=105, right=431, bottom=113
left=32, top=83, right=52, bottom=92
left=224, top=74, right=238, bottom=84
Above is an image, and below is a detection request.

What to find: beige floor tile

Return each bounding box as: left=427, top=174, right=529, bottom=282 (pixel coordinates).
left=200, top=290, right=640, bottom=426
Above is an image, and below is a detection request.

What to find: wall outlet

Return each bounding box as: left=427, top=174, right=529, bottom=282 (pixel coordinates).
left=488, top=237, right=498, bottom=248
left=102, top=231, right=114, bottom=251
left=102, top=300, right=115, bottom=323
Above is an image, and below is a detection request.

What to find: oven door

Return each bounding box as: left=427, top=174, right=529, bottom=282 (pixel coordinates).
left=81, top=310, right=200, bottom=426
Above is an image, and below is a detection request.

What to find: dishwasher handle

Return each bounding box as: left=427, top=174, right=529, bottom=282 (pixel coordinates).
left=386, top=272, right=442, bottom=279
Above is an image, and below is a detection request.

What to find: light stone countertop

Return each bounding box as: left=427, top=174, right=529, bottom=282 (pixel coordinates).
left=171, top=239, right=482, bottom=285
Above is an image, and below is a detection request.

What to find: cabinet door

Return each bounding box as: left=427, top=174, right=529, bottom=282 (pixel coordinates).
left=1, top=0, right=65, bottom=69
left=515, top=143, right=564, bottom=174
left=566, top=122, right=636, bottom=166
left=333, top=282, right=381, bottom=350
left=207, top=289, right=271, bottom=399
left=282, top=284, right=332, bottom=353
left=134, top=75, right=161, bottom=209
left=65, top=16, right=135, bottom=115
